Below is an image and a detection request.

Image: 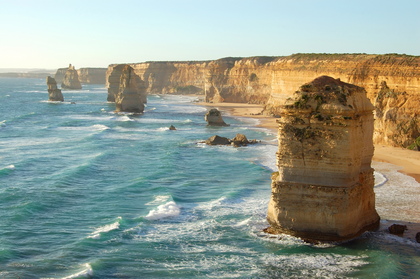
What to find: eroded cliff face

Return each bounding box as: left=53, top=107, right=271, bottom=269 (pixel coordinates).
left=77, top=68, right=107, bottom=84
left=105, top=54, right=420, bottom=147
left=55, top=67, right=106, bottom=84
left=266, top=76, right=380, bottom=241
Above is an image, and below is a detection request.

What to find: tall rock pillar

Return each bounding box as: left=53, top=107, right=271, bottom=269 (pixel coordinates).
left=106, top=64, right=126, bottom=102
left=115, top=65, right=147, bottom=113
left=61, top=64, right=82, bottom=90
left=46, top=76, right=64, bottom=102
left=267, top=76, right=380, bottom=241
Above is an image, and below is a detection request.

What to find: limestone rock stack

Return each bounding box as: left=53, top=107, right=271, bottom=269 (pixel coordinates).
left=266, top=76, right=380, bottom=241
left=61, top=64, right=82, bottom=90
left=205, top=108, right=229, bottom=126
left=46, top=76, right=64, bottom=102
left=107, top=64, right=126, bottom=102
left=115, top=65, right=147, bottom=113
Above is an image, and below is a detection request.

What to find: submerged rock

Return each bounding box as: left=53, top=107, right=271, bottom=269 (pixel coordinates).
left=115, top=65, right=147, bottom=113
left=205, top=108, right=229, bottom=126
left=46, top=76, right=64, bottom=102
left=267, top=76, right=380, bottom=242
left=61, top=64, right=82, bottom=90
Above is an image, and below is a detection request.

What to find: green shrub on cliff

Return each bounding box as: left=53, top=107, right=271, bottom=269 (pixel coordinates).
left=407, top=136, right=420, bottom=151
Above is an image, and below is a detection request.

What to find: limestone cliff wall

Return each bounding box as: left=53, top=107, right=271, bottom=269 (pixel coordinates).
left=77, top=68, right=107, bottom=84
left=56, top=67, right=107, bottom=84
left=105, top=54, right=420, bottom=147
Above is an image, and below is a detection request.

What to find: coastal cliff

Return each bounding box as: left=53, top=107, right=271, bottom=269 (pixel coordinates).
left=105, top=54, right=420, bottom=147
left=77, top=68, right=107, bottom=84
left=55, top=67, right=107, bottom=84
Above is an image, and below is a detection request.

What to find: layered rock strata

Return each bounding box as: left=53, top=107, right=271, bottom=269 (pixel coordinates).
left=46, top=76, right=64, bottom=102
left=266, top=76, right=380, bottom=242
left=77, top=68, right=107, bottom=84
left=114, top=65, right=147, bottom=113
left=105, top=54, right=419, bottom=147
left=55, top=67, right=107, bottom=84
left=61, top=64, right=82, bottom=90
left=107, top=64, right=127, bottom=102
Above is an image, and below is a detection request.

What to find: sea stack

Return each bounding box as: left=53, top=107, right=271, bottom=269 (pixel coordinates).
left=46, top=76, right=64, bottom=102
left=61, top=64, right=82, bottom=90
left=107, top=64, right=126, bottom=102
left=205, top=108, right=229, bottom=126
left=266, top=76, right=380, bottom=242
left=115, top=65, right=147, bottom=113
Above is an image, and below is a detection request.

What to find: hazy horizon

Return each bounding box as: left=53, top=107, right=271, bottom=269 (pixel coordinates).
left=1, top=0, right=419, bottom=69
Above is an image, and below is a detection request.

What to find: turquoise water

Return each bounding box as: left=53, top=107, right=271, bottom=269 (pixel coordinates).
left=0, top=78, right=418, bottom=278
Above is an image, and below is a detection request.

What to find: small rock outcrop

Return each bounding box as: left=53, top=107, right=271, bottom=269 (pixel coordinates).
left=46, top=76, right=64, bottom=102
left=267, top=76, right=380, bottom=242
left=205, top=108, right=229, bottom=126
left=115, top=65, right=147, bottom=113
left=388, top=224, right=407, bottom=235
left=205, top=133, right=258, bottom=147
left=205, top=135, right=231, bottom=145
left=169, top=125, right=176, bottom=130
left=61, top=64, right=82, bottom=90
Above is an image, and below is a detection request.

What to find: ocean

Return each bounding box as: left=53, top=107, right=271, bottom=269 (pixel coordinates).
left=0, top=77, right=419, bottom=278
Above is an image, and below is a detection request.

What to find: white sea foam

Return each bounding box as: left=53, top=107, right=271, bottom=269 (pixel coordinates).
left=0, top=120, right=6, bottom=126
left=88, top=217, right=122, bottom=239
left=61, top=263, right=93, bottom=279
left=145, top=195, right=172, bottom=205
left=117, top=115, right=135, bottom=122
left=251, top=143, right=278, bottom=171
left=145, top=201, right=181, bottom=220
left=262, top=253, right=368, bottom=278
left=373, top=161, right=420, bottom=222
left=374, top=170, right=388, bottom=187
left=91, top=124, right=110, bottom=131
left=4, top=164, right=15, bottom=170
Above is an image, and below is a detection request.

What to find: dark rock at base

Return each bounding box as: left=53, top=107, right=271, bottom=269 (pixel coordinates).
left=205, top=135, right=230, bottom=145
left=205, top=108, right=229, bottom=126
left=416, top=232, right=420, bottom=243
left=388, top=224, right=407, bottom=235
left=169, top=125, right=176, bottom=130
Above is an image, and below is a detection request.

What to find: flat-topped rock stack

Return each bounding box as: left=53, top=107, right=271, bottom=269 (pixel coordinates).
left=266, top=75, right=380, bottom=242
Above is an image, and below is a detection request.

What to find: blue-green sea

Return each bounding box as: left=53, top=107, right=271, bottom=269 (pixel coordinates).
left=0, top=77, right=419, bottom=278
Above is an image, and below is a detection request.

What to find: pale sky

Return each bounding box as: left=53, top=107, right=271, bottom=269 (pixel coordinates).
left=0, top=0, right=419, bottom=69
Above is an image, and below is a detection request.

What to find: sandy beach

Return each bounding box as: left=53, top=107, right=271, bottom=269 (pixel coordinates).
left=200, top=102, right=420, bottom=183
